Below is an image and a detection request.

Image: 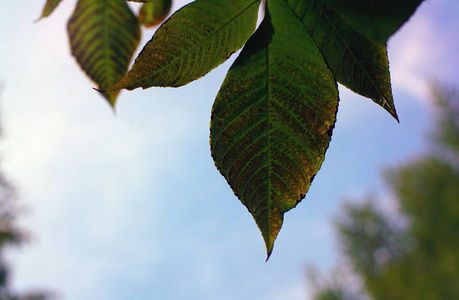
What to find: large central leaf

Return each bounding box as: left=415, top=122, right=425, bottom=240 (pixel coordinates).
left=210, top=0, right=339, bottom=257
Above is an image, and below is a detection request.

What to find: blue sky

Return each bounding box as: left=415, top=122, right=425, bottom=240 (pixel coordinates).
left=0, top=1, right=458, bottom=299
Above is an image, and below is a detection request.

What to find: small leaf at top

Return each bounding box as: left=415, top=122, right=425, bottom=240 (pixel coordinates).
left=127, top=0, right=157, bottom=3
left=321, top=0, right=425, bottom=44
left=287, top=0, right=398, bottom=121
left=210, top=0, right=339, bottom=258
left=37, top=0, right=63, bottom=21
left=107, top=0, right=261, bottom=91
left=138, top=0, right=172, bottom=28
left=67, top=0, right=141, bottom=107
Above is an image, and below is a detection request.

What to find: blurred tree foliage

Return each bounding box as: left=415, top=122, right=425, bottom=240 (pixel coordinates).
left=0, top=91, right=53, bottom=300
left=309, top=85, right=459, bottom=300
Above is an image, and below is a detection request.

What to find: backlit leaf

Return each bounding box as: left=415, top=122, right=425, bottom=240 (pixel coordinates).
left=67, top=0, right=141, bottom=106
left=287, top=0, right=398, bottom=120
left=107, top=0, right=261, bottom=91
left=38, top=0, right=63, bottom=20
left=127, top=0, right=156, bottom=3
left=322, top=0, right=424, bottom=44
left=210, top=0, right=339, bottom=258
left=138, top=0, right=172, bottom=28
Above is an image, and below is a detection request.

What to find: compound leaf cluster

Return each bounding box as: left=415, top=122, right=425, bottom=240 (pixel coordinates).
left=39, top=0, right=424, bottom=258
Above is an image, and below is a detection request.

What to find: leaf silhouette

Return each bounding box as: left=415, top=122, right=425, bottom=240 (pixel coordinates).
left=67, top=0, right=141, bottom=106
left=107, top=0, right=261, bottom=91
left=38, top=0, right=63, bottom=20
left=210, top=0, right=339, bottom=258
left=287, top=0, right=398, bottom=120
left=322, top=0, right=424, bottom=44
left=138, top=0, right=172, bottom=28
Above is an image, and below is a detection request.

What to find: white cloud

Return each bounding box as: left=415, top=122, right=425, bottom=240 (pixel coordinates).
left=389, top=15, right=434, bottom=101
left=389, top=0, right=459, bottom=102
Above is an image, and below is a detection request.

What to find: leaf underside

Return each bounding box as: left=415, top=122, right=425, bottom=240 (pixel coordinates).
left=287, top=0, right=398, bottom=121
left=211, top=0, right=339, bottom=258
left=322, top=0, right=425, bottom=45
left=67, top=0, right=141, bottom=106
left=108, top=0, right=261, bottom=91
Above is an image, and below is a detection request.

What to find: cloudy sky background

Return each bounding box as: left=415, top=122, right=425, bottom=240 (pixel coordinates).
left=0, top=0, right=458, bottom=299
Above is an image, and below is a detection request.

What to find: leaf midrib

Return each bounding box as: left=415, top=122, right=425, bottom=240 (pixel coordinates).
left=102, top=0, right=116, bottom=87
left=264, top=15, right=273, bottom=257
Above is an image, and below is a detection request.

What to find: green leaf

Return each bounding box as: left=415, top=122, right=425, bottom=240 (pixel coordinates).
left=107, top=0, right=261, bottom=91
left=138, top=0, right=172, bottom=28
left=287, top=0, right=398, bottom=120
left=37, top=0, right=63, bottom=20
left=67, top=0, right=141, bottom=106
left=210, top=0, right=339, bottom=258
left=127, top=0, right=156, bottom=2
left=321, top=0, right=424, bottom=44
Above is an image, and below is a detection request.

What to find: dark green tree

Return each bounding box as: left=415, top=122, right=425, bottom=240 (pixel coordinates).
left=309, top=85, right=459, bottom=299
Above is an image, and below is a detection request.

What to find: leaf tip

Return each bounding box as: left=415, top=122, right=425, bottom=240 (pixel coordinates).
left=382, top=95, right=399, bottom=122
left=105, top=98, right=118, bottom=113
left=389, top=107, right=399, bottom=123
left=393, top=111, right=400, bottom=123
left=265, top=249, right=273, bottom=262
left=94, top=87, right=119, bottom=111
left=262, top=230, right=277, bottom=262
